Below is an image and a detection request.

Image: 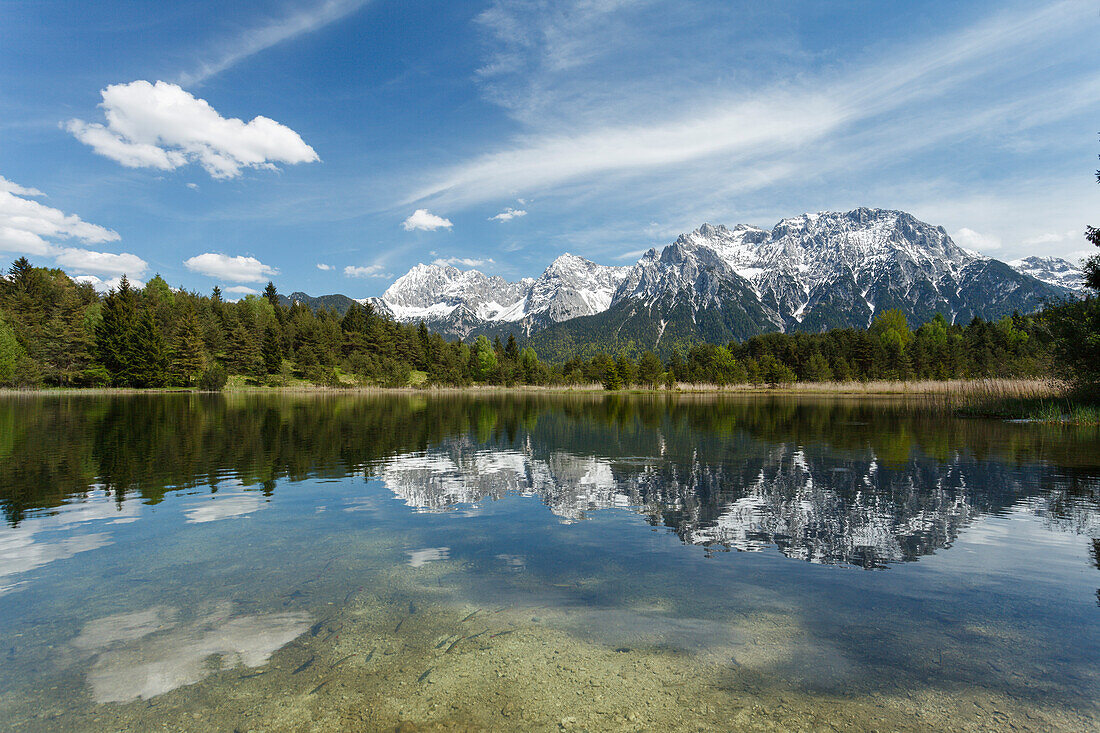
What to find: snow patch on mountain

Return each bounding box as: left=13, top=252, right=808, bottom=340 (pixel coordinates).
left=1008, top=256, right=1084, bottom=292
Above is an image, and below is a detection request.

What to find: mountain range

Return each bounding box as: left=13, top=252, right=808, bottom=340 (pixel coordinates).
left=290, top=208, right=1084, bottom=353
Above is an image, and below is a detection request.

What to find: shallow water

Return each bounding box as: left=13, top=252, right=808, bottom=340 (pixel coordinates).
left=0, top=393, right=1097, bottom=731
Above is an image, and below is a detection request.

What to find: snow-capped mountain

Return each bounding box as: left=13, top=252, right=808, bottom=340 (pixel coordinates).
left=1009, top=256, right=1085, bottom=292
left=366, top=254, right=629, bottom=337
left=531, top=208, right=1075, bottom=352
left=360, top=207, right=1073, bottom=347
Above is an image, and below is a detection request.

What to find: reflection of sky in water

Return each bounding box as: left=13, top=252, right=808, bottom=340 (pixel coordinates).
left=74, top=604, right=310, bottom=703
left=0, top=492, right=141, bottom=595
left=184, top=489, right=265, bottom=524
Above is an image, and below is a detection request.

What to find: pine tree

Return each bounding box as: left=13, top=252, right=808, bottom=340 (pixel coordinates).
left=227, top=324, right=263, bottom=377
left=128, top=307, right=168, bottom=387
left=505, top=333, right=520, bottom=361
left=40, top=287, right=92, bottom=385
left=261, top=326, right=282, bottom=374
left=602, top=361, right=623, bottom=391
left=169, top=307, right=206, bottom=386
left=0, top=313, right=25, bottom=386
left=94, top=276, right=138, bottom=385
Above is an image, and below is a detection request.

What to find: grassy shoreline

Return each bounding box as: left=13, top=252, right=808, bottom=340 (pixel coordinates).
left=2, top=377, right=1095, bottom=423
left=0, top=377, right=1054, bottom=396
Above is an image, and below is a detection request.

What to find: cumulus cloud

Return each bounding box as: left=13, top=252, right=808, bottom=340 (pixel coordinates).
left=184, top=253, right=278, bottom=282
left=54, top=248, right=148, bottom=277
left=489, top=207, right=527, bottom=222
left=316, top=263, right=333, bottom=271
left=0, top=176, right=120, bottom=255
left=432, top=257, right=494, bottom=268
left=952, top=227, right=1002, bottom=252
left=224, top=285, right=259, bottom=295
left=66, top=81, right=319, bottom=179
left=73, top=274, right=146, bottom=292
left=402, top=209, right=453, bottom=231
left=344, top=264, right=392, bottom=278
left=186, top=182, right=199, bottom=190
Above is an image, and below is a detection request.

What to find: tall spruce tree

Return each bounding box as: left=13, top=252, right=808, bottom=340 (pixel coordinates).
left=261, top=326, right=282, bottom=374
left=169, top=307, right=206, bottom=386
left=94, top=276, right=138, bottom=385
left=128, top=307, right=168, bottom=387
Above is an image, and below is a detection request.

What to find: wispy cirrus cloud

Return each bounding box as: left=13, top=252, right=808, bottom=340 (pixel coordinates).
left=432, top=256, right=493, bottom=268
left=409, top=0, right=1095, bottom=219
left=178, top=0, right=373, bottom=86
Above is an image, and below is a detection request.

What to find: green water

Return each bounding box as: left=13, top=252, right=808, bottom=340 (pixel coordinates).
left=0, top=393, right=1097, bottom=731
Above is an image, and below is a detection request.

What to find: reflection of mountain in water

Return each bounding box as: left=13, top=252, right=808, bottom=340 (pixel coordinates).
left=3, top=394, right=1097, bottom=569
left=374, top=436, right=1095, bottom=568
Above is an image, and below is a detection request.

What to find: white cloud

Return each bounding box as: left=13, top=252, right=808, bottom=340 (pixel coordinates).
left=184, top=253, right=278, bottom=282
left=402, top=209, right=453, bottom=231
left=0, top=176, right=45, bottom=197
left=316, top=263, right=333, bottom=271
left=73, top=274, right=146, bottom=292
left=952, top=227, right=1002, bottom=252
left=224, top=285, right=259, bottom=295
left=344, top=264, right=392, bottom=278
left=54, top=247, right=148, bottom=277
left=178, top=0, right=372, bottom=86
left=1022, top=230, right=1078, bottom=246
left=186, top=182, right=199, bottom=190
left=489, top=207, right=527, bottom=222
left=410, top=1, right=1092, bottom=210
left=66, top=81, right=319, bottom=179
left=0, top=176, right=120, bottom=256
left=432, top=257, right=494, bottom=268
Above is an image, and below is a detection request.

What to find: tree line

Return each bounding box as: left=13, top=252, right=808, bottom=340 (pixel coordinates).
left=0, top=255, right=1091, bottom=391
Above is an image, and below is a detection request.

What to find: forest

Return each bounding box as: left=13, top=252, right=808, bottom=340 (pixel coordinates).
left=1, top=254, right=1094, bottom=391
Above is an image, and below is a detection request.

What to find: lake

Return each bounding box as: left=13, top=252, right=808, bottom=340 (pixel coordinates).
left=0, top=393, right=1097, bottom=731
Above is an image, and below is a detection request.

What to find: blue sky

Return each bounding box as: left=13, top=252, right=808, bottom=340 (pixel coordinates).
left=0, top=0, right=1097, bottom=297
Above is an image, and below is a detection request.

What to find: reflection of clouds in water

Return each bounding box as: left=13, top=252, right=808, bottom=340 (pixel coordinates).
left=184, top=493, right=264, bottom=523
left=0, top=493, right=141, bottom=590
left=407, top=547, right=449, bottom=567
left=496, top=553, right=526, bottom=570
left=74, top=603, right=310, bottom=703
left=343, top=496, right=377, bottom=513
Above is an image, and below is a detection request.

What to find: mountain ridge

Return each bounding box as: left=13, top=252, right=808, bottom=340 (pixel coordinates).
left=286, top=208, right=1084, bottom=351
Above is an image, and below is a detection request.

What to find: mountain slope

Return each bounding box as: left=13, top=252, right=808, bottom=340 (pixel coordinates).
left=528, top=209, right=1072, bottom=357
left=366, top=254, right=630, bottom=338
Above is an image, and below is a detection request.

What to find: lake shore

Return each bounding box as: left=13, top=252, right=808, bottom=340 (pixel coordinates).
left=0, top=377, right=1059, bottom=397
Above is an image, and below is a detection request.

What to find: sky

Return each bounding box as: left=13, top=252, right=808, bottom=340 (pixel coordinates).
left=0, top=0, right=1097, bottom=297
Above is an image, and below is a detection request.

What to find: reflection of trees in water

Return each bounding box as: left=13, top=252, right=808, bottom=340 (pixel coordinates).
left=1, top=395, right=1097, bottom=569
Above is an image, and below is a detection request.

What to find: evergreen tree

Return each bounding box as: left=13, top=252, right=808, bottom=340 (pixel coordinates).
left=0, top=313, right=25, bottom=386
left=227, top=324, right=263, bottom=377
left=169, top=307, right=207, bottom=386
left=128, top=307, right=169, bottom=387
left=94, top=276, right=138, bottom=385
left=602, top=360, right=623, bottom=391
left=505, top=333, right=520, bottom=361
left=637, top=351, right=663, bottom=387
left=262, top=326, right=282, bottom=374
